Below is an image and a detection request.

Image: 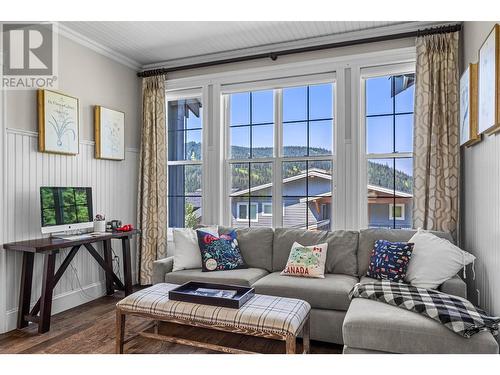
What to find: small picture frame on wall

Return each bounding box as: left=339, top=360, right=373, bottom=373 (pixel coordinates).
left=38, top=89, right=79, bottom=155
left=478, top=23, right=500, bottom=135
left=94, top=106, right=125, bottom=160
left=460, top=63, right=481, bottom=147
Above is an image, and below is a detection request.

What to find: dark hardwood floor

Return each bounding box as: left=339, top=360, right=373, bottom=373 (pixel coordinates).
left=0, top=290, right=342, bottom=354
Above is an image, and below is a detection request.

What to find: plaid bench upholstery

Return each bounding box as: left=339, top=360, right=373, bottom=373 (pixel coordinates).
left=116, top=283, right=311, bottom=336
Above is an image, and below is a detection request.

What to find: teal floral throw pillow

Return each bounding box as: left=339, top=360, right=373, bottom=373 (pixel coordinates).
left=196, top=230, right=247, bottom=272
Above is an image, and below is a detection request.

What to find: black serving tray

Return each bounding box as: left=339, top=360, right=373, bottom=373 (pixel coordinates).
left=168, top=281, right=255, bottom=309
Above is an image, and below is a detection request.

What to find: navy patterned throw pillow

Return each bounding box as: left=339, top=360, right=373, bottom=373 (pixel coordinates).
left=196, top=230, right=247, bottom=272
left=366, top=240, right=414, bottom=282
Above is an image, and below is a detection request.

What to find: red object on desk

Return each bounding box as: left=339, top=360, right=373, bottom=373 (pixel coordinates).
left=116, top=224, right=134, bottom=232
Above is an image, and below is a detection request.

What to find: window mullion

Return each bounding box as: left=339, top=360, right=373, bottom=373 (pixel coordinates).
left=273, top=89, right=283, bottom=228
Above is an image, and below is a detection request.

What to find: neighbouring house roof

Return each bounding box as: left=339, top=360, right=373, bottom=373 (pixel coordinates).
left=367, top=184, right=412, bottom=198
left=230, top=168, right=332, bottom=197
left=229, top=168, right=412, bottom=199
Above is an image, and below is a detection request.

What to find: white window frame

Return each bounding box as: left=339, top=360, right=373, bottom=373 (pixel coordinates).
left=163, top=46, right=417, bottom=232
left=262, top=202, right=273, bottom=216
left=389, top=203, right=405, bottom=220
left=357, top=62, right=416, bottom=229
left=166, top=88, right=204, bottom=237
left=222, top=73, right=337, bottom=229
left=236, top=202, right=258, bottom=222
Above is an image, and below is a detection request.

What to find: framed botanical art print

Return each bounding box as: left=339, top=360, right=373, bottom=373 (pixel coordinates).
left=478, top=23, right=500, bottom=135
left=38, top=89, right=79, bottom=155
left=460, top=63, right=481, bottom=146
left=94, top=106, right=125, bottom=160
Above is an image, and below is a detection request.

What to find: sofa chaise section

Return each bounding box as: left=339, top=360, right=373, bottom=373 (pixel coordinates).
left=342, top=226, right=500, bottom=355
left=343, top=297, right=499, bottom=354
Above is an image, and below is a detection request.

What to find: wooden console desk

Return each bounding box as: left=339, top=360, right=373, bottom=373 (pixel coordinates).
left=2, top=229, right=140, bottom=334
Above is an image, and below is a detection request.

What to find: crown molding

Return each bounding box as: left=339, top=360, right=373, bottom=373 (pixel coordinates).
left=141, top=21, right=457, bottom=72
left=56, top=22, right=141, bottom=70
left=56, top=21, right=459, bottom=74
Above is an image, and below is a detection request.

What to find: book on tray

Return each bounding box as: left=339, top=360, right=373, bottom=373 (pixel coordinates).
left=186, top=288, right=237, bottom=299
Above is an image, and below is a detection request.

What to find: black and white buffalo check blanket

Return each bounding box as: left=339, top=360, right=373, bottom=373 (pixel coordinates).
left=350, top=280, right=500, bottom=338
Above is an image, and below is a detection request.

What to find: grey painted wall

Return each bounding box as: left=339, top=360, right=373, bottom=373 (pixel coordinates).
left=461, top=21, right=500, bottom=316
left=5, top=34, right=141, bottom=148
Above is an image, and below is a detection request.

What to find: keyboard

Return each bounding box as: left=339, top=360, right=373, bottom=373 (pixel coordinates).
left=54, top=232, right=104, bottom=241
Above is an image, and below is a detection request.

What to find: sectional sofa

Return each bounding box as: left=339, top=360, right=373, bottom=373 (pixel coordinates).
left=152, top=227, right=499, bottom=354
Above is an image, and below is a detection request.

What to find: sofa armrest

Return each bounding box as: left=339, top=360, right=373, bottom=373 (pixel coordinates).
left=152, top=256, right=174, bottom=285
left=439, top=275, right=467, bottom=299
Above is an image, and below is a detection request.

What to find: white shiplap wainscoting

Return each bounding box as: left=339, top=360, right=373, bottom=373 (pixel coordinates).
left=462, top=134, right=500, bottom=318
left=2, top=128, right=139, bottom=333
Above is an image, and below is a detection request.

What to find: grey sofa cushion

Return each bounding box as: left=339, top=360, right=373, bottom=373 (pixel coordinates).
left=164, top=268, right=268, bottom=287
left=357, top=228, right=453, bottom=277
left=343, top=298, right=499, bottom=354
left=218, top=226, right=274, bottom=272
left=252, top=272, right=358, bottom=311
left=438, top=274, right=467, bottom=298
left=272, top=228, right=358, bottom=276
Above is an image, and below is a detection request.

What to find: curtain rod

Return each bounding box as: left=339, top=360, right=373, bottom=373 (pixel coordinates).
left=137, top=23, right=461, bottom=78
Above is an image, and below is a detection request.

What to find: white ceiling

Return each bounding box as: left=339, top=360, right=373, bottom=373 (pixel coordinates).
left=60, top=21, right=428, bottom=69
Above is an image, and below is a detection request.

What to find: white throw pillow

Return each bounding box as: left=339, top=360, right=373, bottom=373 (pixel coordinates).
left=405, top=230, right=475, bottom=289
left=281, top=242, right=328, bottom=278
left=172, top=227, right=218, bottom=272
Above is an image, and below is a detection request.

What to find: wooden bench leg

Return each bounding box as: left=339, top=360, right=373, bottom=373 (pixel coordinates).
left=302, top=316, right=310, bottom=354
left=285, top=335, right=296, bottom=354
left=116, top=309, right=126, bottom=354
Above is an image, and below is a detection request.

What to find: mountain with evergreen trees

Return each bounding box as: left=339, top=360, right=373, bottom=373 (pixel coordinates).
left=180, top=142, right=412, bottom=194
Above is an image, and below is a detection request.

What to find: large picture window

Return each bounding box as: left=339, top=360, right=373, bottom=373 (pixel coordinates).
left=165, top=51, right=416, bottom=232
left=364, top=71, right=415, bottom=229
left=225, top=79, right=335, bottom=230
left=167, top=93, right=203, bottom=228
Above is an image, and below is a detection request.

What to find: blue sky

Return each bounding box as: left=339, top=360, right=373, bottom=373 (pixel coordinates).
left=229, top=77, right=414, bottom=175
left=230, top=84, right=334, bottom=155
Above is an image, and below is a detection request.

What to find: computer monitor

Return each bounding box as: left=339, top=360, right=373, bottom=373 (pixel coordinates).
left=40, top=187, right=94, bottom=234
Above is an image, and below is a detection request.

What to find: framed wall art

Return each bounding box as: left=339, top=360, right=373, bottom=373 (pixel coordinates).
left=94, top=106, right=125, bottom=160
left=38, top=89, right=79, bottom=155
left=460, top=63, right=481, bottom=146
left=478, top=23, right=500, bottom=135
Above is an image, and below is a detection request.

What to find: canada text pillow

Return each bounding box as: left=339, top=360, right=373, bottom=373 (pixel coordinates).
left=196, top=230, right=247, bottom=272
left=281, top=242, right=328, bottom=278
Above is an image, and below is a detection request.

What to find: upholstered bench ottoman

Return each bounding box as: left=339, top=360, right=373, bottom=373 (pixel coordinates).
left=342, top=298, right=499, bottom=354
left=116, top=283, right=311, bottom=354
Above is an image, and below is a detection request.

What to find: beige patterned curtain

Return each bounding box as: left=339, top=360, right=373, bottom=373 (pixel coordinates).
left=137, top=75, right=167, bottom=285
left=413, top=32, right=460, bottom=239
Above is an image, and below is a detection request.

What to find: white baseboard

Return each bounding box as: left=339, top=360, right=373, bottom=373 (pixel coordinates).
left=4, top=281, right=107, bottom=334
left=3, top=271, right=139, bottom=334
